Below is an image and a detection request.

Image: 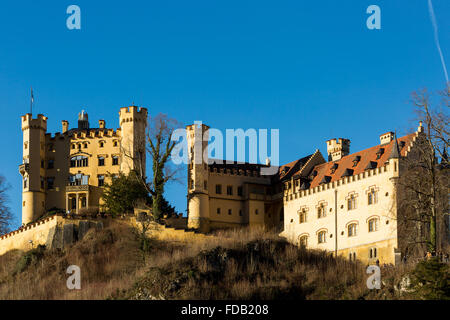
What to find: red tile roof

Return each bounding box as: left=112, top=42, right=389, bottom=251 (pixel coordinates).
left=308, top=133, right=416, bottom=188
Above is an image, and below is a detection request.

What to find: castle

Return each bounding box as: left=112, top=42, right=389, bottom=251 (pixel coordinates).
left=186, top=122, right=428, bottom=265
left=19, top=106, right=147, bottom=225
left=8, top=107, right=439, bottom=266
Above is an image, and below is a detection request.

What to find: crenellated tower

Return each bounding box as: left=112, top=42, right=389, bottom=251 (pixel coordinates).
left=19, top=113, right=47, bottom=224
left=119, top=106, right=148, bottom=176
left=186, top=122, right=210, bottom=232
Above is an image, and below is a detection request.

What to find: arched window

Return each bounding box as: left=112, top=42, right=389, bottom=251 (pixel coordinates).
left=348, top=223, right=358, bottom=237
left=299, top=209, right=307, bottom=223
left=299, top=235, right=308, bottom=248
left=349, top=252, right=356, bottom=261
left=347, top=194, right=357, bottom=210
left=368, top=188, right=378, bottom=205
left=317, top=203, right=326, bottom=218
left=318, top=231, right=327, bottom=244
left=368, top=218, right=379, bottom=232
left=369, top=247, right=378, bottom=259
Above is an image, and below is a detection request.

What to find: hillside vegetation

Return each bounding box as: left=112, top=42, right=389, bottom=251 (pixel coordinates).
left=0, top=221, right=446, bottom=300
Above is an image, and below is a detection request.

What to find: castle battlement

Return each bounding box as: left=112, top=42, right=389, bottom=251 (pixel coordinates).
left=119, top=106, right=148, bottom=125
left=0, top=215, right=57, bottom=241
left=283, top=163, right=391, bottom=202
left=21, top=113, right=47, bottom=131
left=45, top=128, right=122, bottom=140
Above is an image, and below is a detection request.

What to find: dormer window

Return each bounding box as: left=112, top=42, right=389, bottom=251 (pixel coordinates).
left=352, top=155, right=361, bottom=167
left=365, top=161, right=377, bottom=170
left=330, top=163, right=338, bottom=174
left=341, top=168, right=354, bottom=178
left=376, top=148, right=384, bottom=159
left=319, top=175, right=331, bottom=185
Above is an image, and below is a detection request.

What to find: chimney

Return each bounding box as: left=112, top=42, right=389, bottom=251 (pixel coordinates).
left=418, top=121, right=424, bottom=133
left=379, top=132, right=394, bottom=145
left=99, top=119, right=105, bottom=129
left=62, top=120, right=69, bottom=133
left=326, top=138, right=350, bottom=161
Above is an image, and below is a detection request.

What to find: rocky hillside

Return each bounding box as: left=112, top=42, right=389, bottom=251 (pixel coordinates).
left=0, top=221, right=440, bottom=300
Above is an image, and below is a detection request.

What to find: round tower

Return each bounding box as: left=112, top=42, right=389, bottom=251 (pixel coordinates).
left=119, top=106, right=148, bottom=176
left=186, top=122, right=210, bottom=232
left=20, top=113, right=47, bottom=225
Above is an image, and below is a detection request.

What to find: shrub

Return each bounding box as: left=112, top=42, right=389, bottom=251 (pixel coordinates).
left=13, top=245, right=46, bottom=276
left=409, top=257, right=450, bottom=300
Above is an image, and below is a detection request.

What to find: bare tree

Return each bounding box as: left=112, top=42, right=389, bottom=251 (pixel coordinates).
left=0, top=175, right=13, bottom=235
left=396, top=87, right=449, bottom=257
left=123, top=113, right=182, bottom=221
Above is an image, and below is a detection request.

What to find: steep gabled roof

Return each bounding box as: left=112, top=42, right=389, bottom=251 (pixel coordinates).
left=308, top=133, right=416, bottom=189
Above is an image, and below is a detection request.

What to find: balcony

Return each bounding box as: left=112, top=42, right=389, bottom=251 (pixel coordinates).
left=66, top=185, right=90, bottom=192
left=19, top=163, right=30, bottom=176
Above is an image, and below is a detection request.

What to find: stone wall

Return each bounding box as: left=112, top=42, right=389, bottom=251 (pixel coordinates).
left=0, top=215, right=106, bottom=256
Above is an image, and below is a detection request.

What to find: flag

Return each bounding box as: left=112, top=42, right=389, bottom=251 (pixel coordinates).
left=30, top=87, right=34, bottom=104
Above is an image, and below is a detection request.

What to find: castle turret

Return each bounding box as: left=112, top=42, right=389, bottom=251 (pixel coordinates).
left=326, top=138, right=350, bottom=161
left=20, top=113, right=47, bottom=224
left=78, top=110, right=89, bottom=129
left=186, top=122, right=210, bottom=232
left=119, top=106, right=148, bottom=176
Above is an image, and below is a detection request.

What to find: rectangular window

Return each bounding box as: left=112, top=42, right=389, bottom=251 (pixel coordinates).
left=47, top=177, right=55, bottom=190
left=112, top=156, right=119, bottom=165
left=48, top=159, right=54, bottom=169
left=98, top=175, right=105, bottom=187
left=217, top=208, right=221, bottom=214
left=227, top=186, right=233, bottom=195
left=215, top=184, right=222, bottom=194
left=98, top=157, right=105, bottom=166
left=237, top=186, right=243, bottom=196
left=228, top=209, right=232, bottom=215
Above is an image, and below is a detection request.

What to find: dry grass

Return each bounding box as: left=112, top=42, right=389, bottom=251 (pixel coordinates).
left=0, top=223, right=418, bottom=300
left=0, top=222, right=144, bottom=299
left=118, top=226, right=417, bottom=300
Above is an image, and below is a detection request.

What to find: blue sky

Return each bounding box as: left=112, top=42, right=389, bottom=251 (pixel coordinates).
left=0, top=1, right=448, bottom=229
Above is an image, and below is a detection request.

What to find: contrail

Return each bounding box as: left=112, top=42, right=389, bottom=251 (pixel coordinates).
left=428, top=0, right=449, bottom=84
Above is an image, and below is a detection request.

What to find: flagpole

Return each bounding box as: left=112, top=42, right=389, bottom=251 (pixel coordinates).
left=30, top=86, right=33, bottom=115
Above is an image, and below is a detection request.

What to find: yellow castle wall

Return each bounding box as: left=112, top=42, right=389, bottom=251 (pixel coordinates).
left=281, top=159, right=399, bottom=265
